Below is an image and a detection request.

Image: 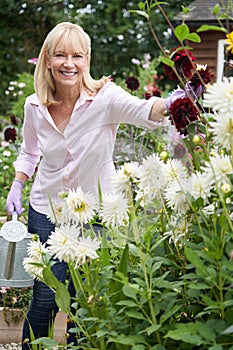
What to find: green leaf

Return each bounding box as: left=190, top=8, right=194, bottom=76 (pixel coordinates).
left=68, top=263, right=83, bottom=295
left=132, top=345, right=145, bottom=350
left=188, top=282, right=210, bottom=289
left=138, top=2, right=145, bottom=11
left=83, top=317, right=99, bottom=322
left=181, top=5, right=193, bottom=15
left=209, top=345, right=223, bottom=350
left=211, top=4, right=221, bottom=15
left=128, top=242, right=140, bottom=257
left=186, top=33, right=201, bottom=43
left=96, top=329, right=109, bottom=338
left=99, top=230, right=110, bottom=266
left=219, top=13, right=232, bottom=19
left=221, top=325, right=233, bottom=334
left=150, top=346, right=166, bottom=350
left=160, top=57, right=174, bottom=68
left=117, top=300, right=138, bottom=307
left=185, top=247, right=208, bottom=277
left=122, top=284, right=139, bottom=300
left=160, top=305, right=182, bottom=324
left=145, top=324, right=161, bottom=335
left=118, top=243, right=129, bottom=276
left=125, top=310, right=146, bottom=320
left=110, top=244, right=129, bottom=304
left=201, top=295, right=219, bottom=309
left=42, top=267, right=59, bottom=290
left=129, top=10, right=149, bottom=20
left=197, top=25, right=227, bottom=33
left=133, top=277, right=146, bottom=288
left=174, top=24, right=190, bottom=42
left=172, top=45, right=194, bottom=54
left=55, top=281, right=71, bottom=313
left=196, top=321, right=216, bottom=342
left=31, top=337, right=59, bottom=349
left=108, top=334, right=146, bottom=345
left=165, top=330, right=203, bottom=345
left=223, top=299, right=233, bottom=307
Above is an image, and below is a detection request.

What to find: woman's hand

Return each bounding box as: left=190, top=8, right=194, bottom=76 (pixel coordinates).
left=165, top=83, right=203, bottom=110
left=6, top=180, right=24, bottom=215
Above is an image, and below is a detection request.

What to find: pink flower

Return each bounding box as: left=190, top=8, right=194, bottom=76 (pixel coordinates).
left=28, top=58, right=38, bottom=65
left=0, top=287, right=8, bottom=293
left=1, top=140, right=9, bottom=147
left=131, top=58, right=140, bottom=65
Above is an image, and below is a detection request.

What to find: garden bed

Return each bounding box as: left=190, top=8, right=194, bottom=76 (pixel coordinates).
left=0, top=308, right=67, bottom=344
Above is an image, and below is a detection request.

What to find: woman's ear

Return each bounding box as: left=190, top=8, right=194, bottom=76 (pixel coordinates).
left=86, top=54, right=90, bottom=70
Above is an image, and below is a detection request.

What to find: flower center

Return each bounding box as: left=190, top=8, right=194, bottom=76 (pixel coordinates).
left=74, top=201, right=86, bottom=212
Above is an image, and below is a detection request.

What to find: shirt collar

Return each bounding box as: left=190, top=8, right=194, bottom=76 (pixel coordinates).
left=76, top=90, right=95, bottom=107
left=29, top=90, right=95, bottom=109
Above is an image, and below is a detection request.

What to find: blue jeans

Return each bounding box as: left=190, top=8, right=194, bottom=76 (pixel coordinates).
left=22, top=204, right=77, bottom=349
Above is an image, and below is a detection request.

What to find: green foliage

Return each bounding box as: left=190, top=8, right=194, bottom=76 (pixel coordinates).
left=33, top=198, right=233, bottom=349
left=6, top=72, right=34, bottom=120
left=0, top=0, right=194, bottom=114
left=174, top=24, right=201, bottom=43
left=0, top=72, right=34, bottom=218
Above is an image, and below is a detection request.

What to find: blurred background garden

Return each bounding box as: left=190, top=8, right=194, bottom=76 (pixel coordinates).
left=0, top=0, right=194, bottom=220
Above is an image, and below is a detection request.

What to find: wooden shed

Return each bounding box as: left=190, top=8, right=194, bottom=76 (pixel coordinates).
left=174, top=0, right=233, bottom=81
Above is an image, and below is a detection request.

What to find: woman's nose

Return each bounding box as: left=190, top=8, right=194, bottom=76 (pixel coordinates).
left=64, top=56, right=74, bottom=66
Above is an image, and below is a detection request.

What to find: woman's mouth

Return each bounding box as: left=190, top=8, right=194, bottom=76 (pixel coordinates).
left=60, top=71, right=77, bottom=76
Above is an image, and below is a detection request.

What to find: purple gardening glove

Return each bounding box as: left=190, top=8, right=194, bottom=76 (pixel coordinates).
left=165, top=83, right=203, bottom=110
left=6, top=180, right=24, bottom=215
left=185, top=82, right=203, bottom=100
left=165, top=86, right=186, bottom=110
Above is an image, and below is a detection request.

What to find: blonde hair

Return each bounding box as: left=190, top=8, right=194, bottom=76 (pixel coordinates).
left=34, top=22, right=110, bottom=105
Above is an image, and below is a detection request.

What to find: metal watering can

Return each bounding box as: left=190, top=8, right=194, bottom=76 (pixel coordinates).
left=0, top=212, right=34, bottom=287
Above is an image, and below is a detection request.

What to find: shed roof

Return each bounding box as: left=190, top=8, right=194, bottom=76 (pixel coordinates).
left=174, top=0, right=229, bottom=23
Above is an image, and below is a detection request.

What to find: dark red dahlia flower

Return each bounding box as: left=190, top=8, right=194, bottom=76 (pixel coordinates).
left=189, top=68, right=215, bottom=90
left=10, top=114, right=18, bottom=126
left=125, top=76, right=140, bottom=91
left=143, top=92, right=152, bottom=100
left=4, top=127, right=17, bottom=143
left=143, top=88, right=162, bottom=100
left=163, top=64, right=177, bottom=81
left=164, top=47, right=196, bottom=81
left=153, top=89, right=162, bottom=97
left=168, top=97, right=199, bottom=134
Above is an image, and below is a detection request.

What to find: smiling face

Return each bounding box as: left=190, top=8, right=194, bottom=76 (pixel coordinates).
left=45, top=25, right=90, bottom=91
left=46, top=46, right=88, bottom=89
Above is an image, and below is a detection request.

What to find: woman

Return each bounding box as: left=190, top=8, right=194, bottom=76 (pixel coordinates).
left=6, top=22, right=186, bottom=348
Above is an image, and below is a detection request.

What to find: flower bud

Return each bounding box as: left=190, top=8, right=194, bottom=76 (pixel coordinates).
left=160, top=151, right=168, bottom=161
left=192, top=135, right=201, bottom=145
left=221, top=183, right=231, bottom=194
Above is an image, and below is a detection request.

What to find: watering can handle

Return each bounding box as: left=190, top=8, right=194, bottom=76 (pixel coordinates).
left=3, top=212, right=18, bottom=280
left=12, top=211, right=18, bottom=221
left=4, top=242, right=16, bottom=280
